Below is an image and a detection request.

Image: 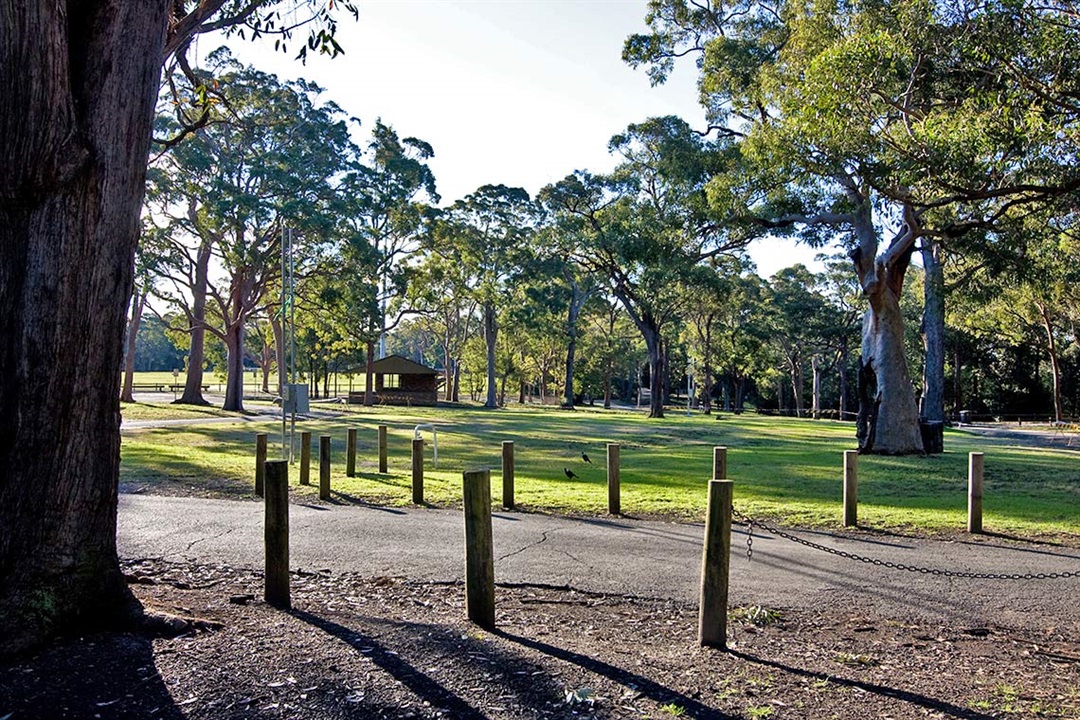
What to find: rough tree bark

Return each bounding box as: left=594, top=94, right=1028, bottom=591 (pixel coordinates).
left=0, top=0, right=168, bottom=657
left=120, top=287, right=148, bottom=403
left=644, top=330, right=666, bottom=418
left=364, top=340, right=374, bottom=405
left=222, top=320, right=246, bottom=412
left=221, top=267, right=256, bottom=412
left=1038, top=303, right=1065, bottom=422
left=920, top=238, right=945, bottom=424
left=851, top=204, right=923, bottom=454
left=561, top=279, right=590, bottom=409
left=483, top=301, right=498, bottom=408
left=175, top=241, right=211, bottom=405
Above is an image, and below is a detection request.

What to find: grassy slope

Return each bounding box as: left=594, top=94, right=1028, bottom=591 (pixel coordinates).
left=120, top=404, right=1080, bottom=542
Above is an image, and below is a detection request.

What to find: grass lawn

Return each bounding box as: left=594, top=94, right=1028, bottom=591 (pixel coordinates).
left=120, top=404, right=1080, bottom=543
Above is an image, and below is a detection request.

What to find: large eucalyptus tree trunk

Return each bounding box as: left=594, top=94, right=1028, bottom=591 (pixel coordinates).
left=221, top=272, right=252, bottom=412
left=562, top=280, right=589, bottom=409
left=644, top=329, right=665, bottom=418
left=1038, top=303, right=1065, bottom=422
left=222, top=320, right=246, bottom=412
left=851, top=206, right=923, bottom=454
left=120, top=287, right=148, bottom=403
left=921, top=239, right=945, bottom=424
left=0, top=0, right=167, bottom=657
left=176, top=242, right=211, bottom=405
left=483, top=301, right=498, bottom=408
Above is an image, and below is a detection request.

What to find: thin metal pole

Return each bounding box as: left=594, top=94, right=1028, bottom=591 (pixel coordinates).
left=289, top=227, right=297, bottom=462
left=280, top=225, right=287, bottom=460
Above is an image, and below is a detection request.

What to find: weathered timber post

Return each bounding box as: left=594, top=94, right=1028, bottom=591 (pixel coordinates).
left=346, top=427, right=357, bottom=477
left=378, top=424, right=388, bottom=474
left=319, top=435, right=331, bottom=501
left=299, top=431, right=311, bottom=486
left=843, top=450, right=858, bottom=527
left=412, top=437, right=424, bottom=504
left=968, top=452, right=984, bottom=534
left=462, top=468, right=495, bottom=629
left=607, top=442, right=621, bottom=515
left=699, top=479, right=733, bottom=648
left=502, top=440, right=515, bottom=510
left=255, top=433, right=267, bottom=497
left=713, top=446, right=728, bottom=480
left=264, top=460, right=290, bottom=609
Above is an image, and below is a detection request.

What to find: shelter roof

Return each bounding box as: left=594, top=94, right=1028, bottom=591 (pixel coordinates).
left=371, top=354, right=438, bottom=376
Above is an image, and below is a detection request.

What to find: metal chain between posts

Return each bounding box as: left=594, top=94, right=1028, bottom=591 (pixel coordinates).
left=745, top=516, right=753, bottom=561
left=732, top=507, right=1080, bottom=581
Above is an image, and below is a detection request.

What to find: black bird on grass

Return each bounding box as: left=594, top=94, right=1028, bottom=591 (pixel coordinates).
left=581, top=451, right=592, bottom=463
left=564, top=467, right=578, bottom=480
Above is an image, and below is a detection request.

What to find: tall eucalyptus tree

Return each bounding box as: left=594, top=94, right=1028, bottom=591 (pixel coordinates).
left=541, top=117, right=740, bottom=418
left=1, top=0, right=355, bottom=658
left=625, top=0, right=1080, bottom=451
left=427, top=185, right=537, bottom=408
left=148, top=52, right=354, bottom=411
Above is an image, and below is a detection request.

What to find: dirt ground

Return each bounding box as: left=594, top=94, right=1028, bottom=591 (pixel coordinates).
left=2, top=558, right=1077, bottom=720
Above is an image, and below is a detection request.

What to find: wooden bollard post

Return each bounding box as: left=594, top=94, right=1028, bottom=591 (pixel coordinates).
left=264, top=460, right=290, bottom=609
left=607, top=443, right=621, bottom=515
left=255, top=433, right=267, bottom=497
left=968, top=452, right=984, bottom=534
left=502, top=440, right=515, bottom=510
left=843, top=450, right=858, bottom=527
left=299, top=431, right=311, bottom=486
left=378, top=425, right=388, bottom=474
left=713, top=446, right=728, bottom=480
left=462, top=469, right=495, bottom=629
left=699, top=479, right=733, bottom=648
left=412, top=437, right=424, bottom=504
left=319, top=435, right=331, bottom=501
left=346, top=428, right=357, bottom=477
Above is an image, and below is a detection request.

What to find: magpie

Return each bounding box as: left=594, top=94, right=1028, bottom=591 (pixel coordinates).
left=581, top=451, right=592, bottom=463
left=564, top=467, right=578, bottom=480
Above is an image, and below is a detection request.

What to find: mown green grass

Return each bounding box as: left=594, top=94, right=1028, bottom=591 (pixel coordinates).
left=120, top=404, right=1080, bottom=542
left=120, top=402, right=240, bottom=421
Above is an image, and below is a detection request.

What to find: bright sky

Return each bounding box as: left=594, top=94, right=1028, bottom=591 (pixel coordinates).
left=211, top=0, right=825, bottom=276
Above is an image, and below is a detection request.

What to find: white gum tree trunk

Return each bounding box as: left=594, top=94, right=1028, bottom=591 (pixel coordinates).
left=852, top=203, right=924, bottom=454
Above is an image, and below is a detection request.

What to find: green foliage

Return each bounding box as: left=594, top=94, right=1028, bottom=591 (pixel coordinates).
left=133, top=315, right=186, bottom=372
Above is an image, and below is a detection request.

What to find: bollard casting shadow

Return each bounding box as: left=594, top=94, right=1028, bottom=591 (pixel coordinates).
left=493, top=628, right=737, bottom=719
left=727, top=649, right=997, bottom=720
left=291, top=610, right=571, bottom=718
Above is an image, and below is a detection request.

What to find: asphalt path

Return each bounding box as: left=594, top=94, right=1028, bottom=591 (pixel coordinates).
left=118, top=494, right=1080, bottom=631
